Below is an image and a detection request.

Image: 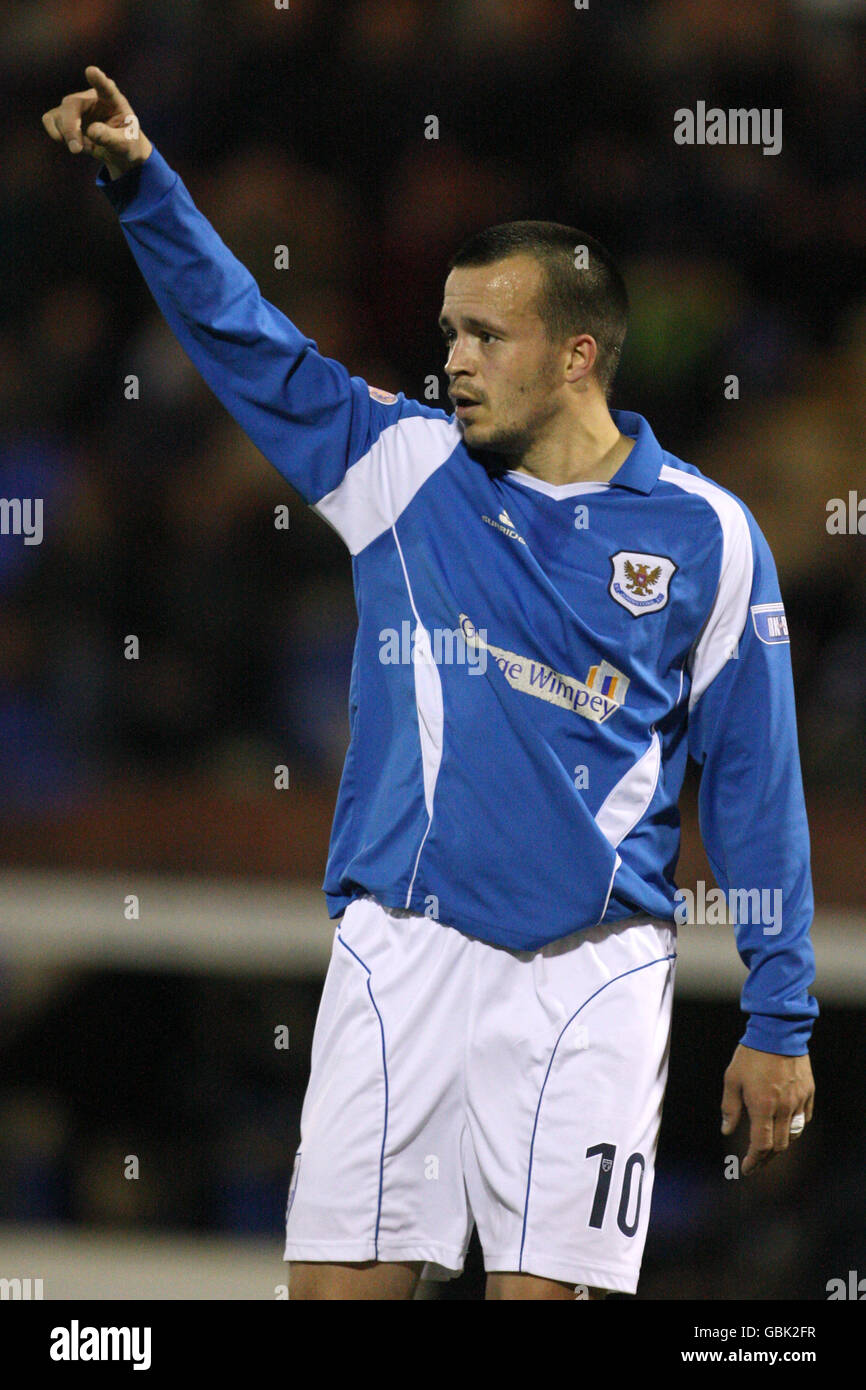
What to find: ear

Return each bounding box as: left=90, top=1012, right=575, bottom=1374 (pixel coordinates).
left=563, top=333, right=598, bottom=386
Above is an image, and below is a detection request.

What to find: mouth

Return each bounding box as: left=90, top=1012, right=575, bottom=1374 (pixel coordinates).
left=450, top=393, right=483, bottom=418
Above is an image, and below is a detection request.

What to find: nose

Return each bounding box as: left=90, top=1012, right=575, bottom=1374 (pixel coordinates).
left=445, top=335, right=476, bottom=379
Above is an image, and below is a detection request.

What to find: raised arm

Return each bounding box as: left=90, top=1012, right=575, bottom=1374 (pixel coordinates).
left=41, top=68, right=453, bottom=545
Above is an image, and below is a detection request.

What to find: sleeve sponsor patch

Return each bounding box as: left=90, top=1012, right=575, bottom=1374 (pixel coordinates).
left=751, top=602, right=789, bottom=644
left=368, top=385, right=398, bottom=404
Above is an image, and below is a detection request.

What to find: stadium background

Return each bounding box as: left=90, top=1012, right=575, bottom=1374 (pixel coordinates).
left=1, top=0, right=864, bottom=1299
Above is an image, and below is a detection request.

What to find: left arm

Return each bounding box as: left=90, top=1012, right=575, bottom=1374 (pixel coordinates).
left=687, top=503, right=817, bottom=1173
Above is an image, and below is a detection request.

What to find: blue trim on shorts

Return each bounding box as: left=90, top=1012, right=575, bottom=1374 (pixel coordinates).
left=285, top=1148, right=302, bottom=1225
left=337, top=931, right=389, bottom=1260
left=518, top=951, right=677, bottom=1271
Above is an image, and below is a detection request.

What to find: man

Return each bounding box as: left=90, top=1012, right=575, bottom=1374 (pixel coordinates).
left=43, top=68, right=817, bottom=1302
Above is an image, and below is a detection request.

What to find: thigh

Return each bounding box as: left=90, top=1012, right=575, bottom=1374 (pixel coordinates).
left=485, top=1273, right=608, bottom=1300
left=289, top=1260, right=423, bottom=1301
left=284, top=897, right=476, bottom=1275
left=466, top=916, right=677, bottom=1296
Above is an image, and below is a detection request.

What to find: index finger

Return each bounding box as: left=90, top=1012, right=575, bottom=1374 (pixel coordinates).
left=84, top=66, right=119, bottom=102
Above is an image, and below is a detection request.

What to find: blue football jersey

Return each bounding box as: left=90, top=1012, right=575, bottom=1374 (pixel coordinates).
left=97, top=148, right=817, bottom=1055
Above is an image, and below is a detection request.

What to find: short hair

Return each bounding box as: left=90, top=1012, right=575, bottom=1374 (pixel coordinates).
left=447, top=221, right=628, bottom=398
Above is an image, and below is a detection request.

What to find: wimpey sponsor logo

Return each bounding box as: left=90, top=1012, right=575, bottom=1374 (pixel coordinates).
left=50, top=1320, right=152, bottom=1370
left=458, top=614, right=628, bottom=723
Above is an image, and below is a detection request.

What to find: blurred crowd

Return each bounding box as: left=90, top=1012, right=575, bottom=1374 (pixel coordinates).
left=1, top=0, right=865, bottom=814
left=1, top=0, right=864, bottom=1290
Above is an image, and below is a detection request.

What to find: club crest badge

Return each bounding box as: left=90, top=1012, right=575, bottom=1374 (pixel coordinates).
left=609, top=551, right=677, bottom=618
left=368, top=385, right=398, bottom=403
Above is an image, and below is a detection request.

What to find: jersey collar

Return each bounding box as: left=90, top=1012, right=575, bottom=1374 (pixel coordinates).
left=606, top=410, right=664, bottom=494
left=503, top=409, right=663, bottom=497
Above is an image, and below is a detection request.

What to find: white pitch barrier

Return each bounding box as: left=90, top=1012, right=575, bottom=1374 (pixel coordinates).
left=0, top=869, right=861, bottom=1000
left=0, top=1224, right=288, bottom=1300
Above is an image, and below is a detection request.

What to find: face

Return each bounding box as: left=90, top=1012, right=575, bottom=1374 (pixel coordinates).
left=439, top=255, right=569, bottom=457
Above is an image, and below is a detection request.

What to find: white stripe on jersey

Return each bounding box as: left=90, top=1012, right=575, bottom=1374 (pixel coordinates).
left=658, top=465, right=753, bottom=710
left=313, top=415, right=460, bottom=555
left=595, top=729, right=661, bottom=848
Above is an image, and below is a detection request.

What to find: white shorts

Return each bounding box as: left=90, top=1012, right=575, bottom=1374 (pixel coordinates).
left=284, top=894, right=677, bottom=1294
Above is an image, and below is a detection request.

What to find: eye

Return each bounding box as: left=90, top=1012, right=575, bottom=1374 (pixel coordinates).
left=480, top=331, right=497, bottom=345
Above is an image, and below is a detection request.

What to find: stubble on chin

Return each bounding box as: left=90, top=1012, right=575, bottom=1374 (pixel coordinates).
left=456, top=419, right=513, bottom=476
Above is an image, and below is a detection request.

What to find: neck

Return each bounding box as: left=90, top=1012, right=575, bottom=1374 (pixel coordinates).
left=509, top=399, right=634, bottom=486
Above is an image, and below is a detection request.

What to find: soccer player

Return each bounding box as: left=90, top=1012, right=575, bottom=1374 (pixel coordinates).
left=43, top=69, right=817, bottom=1302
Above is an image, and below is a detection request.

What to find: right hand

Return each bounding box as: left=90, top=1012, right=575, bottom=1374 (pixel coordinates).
left=41, top=65, right=152, bottom=181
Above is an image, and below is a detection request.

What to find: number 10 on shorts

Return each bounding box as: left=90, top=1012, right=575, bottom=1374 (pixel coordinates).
left=586, top=1143, right=646, bottom=1237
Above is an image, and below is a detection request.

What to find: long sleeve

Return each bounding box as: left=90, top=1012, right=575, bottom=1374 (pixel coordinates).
left=687, top=506, right=818, bottom=1056
left=95, top=146, right=396, bottom=514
